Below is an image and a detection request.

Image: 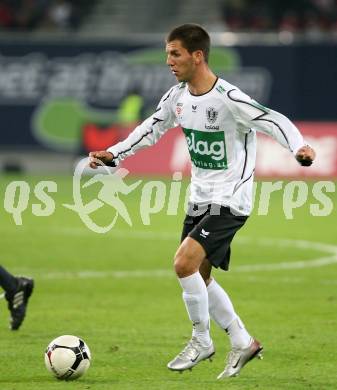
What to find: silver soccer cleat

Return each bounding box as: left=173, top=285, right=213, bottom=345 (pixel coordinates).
left=217, top=338, right=263, bottom=379
left=167, top=337, right=215, bottom=372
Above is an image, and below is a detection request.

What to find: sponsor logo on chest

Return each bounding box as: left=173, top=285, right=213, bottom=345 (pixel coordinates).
left=183, top=128, right=227, bottom=170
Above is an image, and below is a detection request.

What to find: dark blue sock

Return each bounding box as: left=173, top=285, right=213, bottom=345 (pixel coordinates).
left=0, top=266, right=18, bottom=295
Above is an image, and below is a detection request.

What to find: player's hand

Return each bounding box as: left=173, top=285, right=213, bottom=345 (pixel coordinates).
left=88, top=151, right=114, bottom=169
left=295, top=145, right=316, bottom=166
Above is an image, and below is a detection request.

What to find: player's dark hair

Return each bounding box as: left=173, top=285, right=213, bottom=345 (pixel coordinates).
left=166, top=24, right=210, bottom=63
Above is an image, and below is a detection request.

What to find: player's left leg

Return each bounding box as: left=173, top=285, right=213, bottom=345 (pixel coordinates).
left=205, top=274, right=263, bottom=378
left=204, top=266, right=252, bottom=350
left=0, top=266, right=34, bottom=330
left=199, top=253, right=263, bottom=377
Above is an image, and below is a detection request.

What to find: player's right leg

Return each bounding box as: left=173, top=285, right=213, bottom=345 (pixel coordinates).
left=167, top=237, right=215, bottom=372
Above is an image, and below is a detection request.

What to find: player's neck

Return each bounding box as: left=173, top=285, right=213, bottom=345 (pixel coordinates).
left=187, top=69, right=217, bottom=96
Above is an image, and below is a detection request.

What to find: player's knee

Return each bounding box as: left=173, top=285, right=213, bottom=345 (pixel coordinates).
left=174, top=252, right=196, bottom=278
left=174, top=255, right=190, bottom=277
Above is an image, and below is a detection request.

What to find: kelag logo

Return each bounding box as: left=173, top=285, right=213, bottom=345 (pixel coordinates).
left=183, top=128, right=227, bottom=170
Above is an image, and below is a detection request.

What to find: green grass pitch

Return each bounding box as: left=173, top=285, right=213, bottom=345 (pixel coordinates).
left=0, top=174, right=336, bottom=389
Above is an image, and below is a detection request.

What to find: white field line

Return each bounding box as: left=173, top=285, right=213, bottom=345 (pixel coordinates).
left=48, top=227, right=179, bottom=241
left=36, top=254, right=337, bottom=280
left=49, top=226, right=337, bottom=252
left=40, top=269, right=173, bottom=280
left=235, top=237, right=337, bottom=271
left=235, top=255, right=337, bottom=271
left=10, top=230, right=336, bottom=279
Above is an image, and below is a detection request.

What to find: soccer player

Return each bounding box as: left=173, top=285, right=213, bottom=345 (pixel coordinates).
left=0, top=266, right=34, bottom=330
left=89, top=24, right=315, bottom=378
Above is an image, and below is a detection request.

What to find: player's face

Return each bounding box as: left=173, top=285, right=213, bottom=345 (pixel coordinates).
left=166, top=40, right=197, bottom=82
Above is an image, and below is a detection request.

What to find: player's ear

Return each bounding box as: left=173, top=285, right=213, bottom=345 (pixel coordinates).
left=193, top=50, right=203, bottom=65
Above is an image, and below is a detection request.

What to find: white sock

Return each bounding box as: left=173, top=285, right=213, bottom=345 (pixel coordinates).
left=179, top=272, right=211, bottom=346
left=207, top=278, right=251, bottom=349
left=227, top=317, right=252, bottom=349
left=207, top=278, right=236, bottom=329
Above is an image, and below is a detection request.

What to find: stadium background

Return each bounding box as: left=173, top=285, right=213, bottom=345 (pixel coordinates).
left=0, top=0, right=336, bottom=176
left=0, top=1, right=336, bottom=389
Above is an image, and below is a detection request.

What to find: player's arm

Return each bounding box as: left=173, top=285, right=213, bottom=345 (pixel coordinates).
left=226, top=89, right=316, bottom=166
left=89, top=88, right=176, bottom=169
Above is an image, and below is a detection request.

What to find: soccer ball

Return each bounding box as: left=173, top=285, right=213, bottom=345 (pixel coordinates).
left=44, top=335, right=91, bottom=380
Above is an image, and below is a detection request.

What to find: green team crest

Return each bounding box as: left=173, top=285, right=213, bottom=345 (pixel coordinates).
left=183, top=128, right=227, bottom=170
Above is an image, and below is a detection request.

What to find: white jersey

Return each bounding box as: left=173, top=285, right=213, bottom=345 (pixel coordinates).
left=107, top=78, right=305, bottom=215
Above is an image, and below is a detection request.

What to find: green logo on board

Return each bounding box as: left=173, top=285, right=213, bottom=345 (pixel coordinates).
left=183, top=128, right=227, bottom=170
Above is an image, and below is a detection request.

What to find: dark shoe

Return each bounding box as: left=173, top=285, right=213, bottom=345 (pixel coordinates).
left=5, top=277, right=34, bottom=330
